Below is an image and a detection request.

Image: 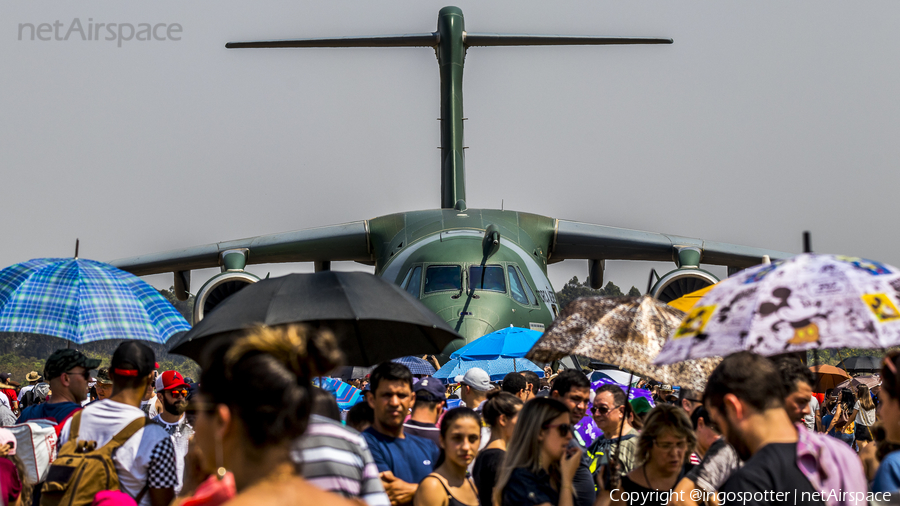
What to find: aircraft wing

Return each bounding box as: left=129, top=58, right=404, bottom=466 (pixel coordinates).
left=110, top=221, right=371, bottom=276
left=551, top=219, right=792, bottom=268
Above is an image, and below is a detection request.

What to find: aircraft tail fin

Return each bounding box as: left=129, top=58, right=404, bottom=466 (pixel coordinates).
left=226, top=8, right=671, bottom=210
left=463, top=34, right=672, bottom=46
left=225, top=34, right=439, bottom=49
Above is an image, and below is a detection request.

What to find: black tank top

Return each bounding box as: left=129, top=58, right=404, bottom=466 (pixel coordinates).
left=424, top=474, right=479, bottom=506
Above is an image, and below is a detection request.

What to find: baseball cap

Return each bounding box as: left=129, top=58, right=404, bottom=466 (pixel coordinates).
left=413, top=377, right=446, bottom=401
left=630, top=397, right=653, bottom=415
left=0, top=428, right=16, bottom=455
left=454, top=367, right=492, bottom=392
left=156, top=371, right=188, bottom=391
left=44, top=349, right=102, bottom=380
left=0, top=373, right=11, bottom=383
left=95, top=368, right=113, bottom=385
left=110, top=341, right=156, bottom=379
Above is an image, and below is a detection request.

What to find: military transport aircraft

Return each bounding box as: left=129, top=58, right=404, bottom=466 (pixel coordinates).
left=111, top=6, right=791, bottom=355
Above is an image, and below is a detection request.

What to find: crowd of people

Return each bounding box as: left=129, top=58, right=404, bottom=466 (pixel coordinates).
left=1, top=332, right=900, bottom=506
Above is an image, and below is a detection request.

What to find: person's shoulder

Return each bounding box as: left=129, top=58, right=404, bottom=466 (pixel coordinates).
left=226, top=475, right=359, bottom=506
left=416, top=474, right=448, bottom=501
left=722, top=444, right=790, bottom=489
left=305, top=416, right=367, bottom=446
left=882, top=450, right=900, bottom=468
left=363, top=426, right=385, bottom=441
left=508, top=466, right=538, bottom=483
left=405, top=432, right=439, bottom=452
left=141, top=419, right=171, bottom=440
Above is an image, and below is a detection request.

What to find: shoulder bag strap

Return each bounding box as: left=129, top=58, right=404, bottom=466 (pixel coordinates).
left=107, top=416, right=148, bottom=448
left=424, top=474, right=452, bottom=496
left=69, top=410, right=83, bottom=440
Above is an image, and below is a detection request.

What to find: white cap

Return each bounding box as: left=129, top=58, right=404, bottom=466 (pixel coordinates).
left=455, top=367, right=492, bottom=392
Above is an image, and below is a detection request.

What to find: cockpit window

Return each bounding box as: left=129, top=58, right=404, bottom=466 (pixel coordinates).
left=424, top=265, right=461, bottom=294
left=404, top=266, right=423, bottom=298
left=516, top=266, right=539, bottom=306
left=507, top=266, right=530, bottom=305
left=469, top=265, right=506, bottom=293
left=399, top=268, right=413, bottom=289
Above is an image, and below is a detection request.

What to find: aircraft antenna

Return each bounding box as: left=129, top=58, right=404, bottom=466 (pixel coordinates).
left=226, top=7, right=672, bottom=209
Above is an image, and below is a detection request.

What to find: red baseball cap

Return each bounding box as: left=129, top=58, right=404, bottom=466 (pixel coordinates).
left=156, top=371, right=188, bottom=391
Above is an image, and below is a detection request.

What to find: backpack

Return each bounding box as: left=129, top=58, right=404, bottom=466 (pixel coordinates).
left=22, top=384, right=50, bottom=408
left=834, top=403, right=851, bottom=431
left=40, top=411, right=148, bottom=506
left=7, top=420, right=59, bottom=483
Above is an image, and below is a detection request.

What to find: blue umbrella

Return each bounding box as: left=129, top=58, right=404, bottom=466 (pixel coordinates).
left=0, top=258, right=190, bottom=344
left=450, top=327, right=542, bottom=361
left=314, top=377, right=364, bottom=410
left=391, top=356, right=436, bottom=375
left=434, top=357, right=544, bottom=383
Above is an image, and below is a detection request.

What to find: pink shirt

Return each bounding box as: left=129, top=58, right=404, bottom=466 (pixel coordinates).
left=795, top=424, right=867, bottom=506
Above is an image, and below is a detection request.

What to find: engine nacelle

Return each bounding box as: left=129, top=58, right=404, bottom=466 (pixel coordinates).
left=649, top=267, right=718, bottom=303
left=193, top=271, right=260, bottom=323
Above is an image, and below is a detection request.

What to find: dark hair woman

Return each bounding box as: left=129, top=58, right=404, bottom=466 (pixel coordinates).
left=494, top=397, right=582, bottom=506
left=824, top=388, right=857, bottom=447
left=177, top=324, right=356, bottom=506
left=873, top=353, right=900, bottom=493
left=472, top=391, right=524, bottom=506
left=617, top=404, right=696, bottom=506
left=854, top=384, right=877, bottom=449
left=414, top=408, right=481, bottom=506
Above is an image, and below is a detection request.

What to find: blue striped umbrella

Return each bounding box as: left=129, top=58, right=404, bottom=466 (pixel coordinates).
left=314, top=377, right=364, bottom=410
left=0, top=258, right=191, bottom=344
left=391, top=356, right=436, bottom=375
left=434, top=357, right=544, bottom=384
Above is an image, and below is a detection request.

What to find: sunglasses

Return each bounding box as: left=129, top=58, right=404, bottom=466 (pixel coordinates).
left=543, top=423, right=572, bottom=437
left=591, top=404, right=621, bottom=416
left=66, top=369, right=91, bottom=381
left=166, top=388, right=189, bottom=399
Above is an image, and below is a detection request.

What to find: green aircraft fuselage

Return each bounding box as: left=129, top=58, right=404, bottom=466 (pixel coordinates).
left=369, top=209, right=558, bottom=352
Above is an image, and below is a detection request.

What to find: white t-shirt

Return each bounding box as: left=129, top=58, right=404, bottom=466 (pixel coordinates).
left=59, top=399, right=177, bottom=506
left=0, top=395, right=9, bottom=411
left=804, top=395, right=819, bottom=431
left=854, top=400, right=876, bottom=426
left=17, top=385, right=34, bottom=403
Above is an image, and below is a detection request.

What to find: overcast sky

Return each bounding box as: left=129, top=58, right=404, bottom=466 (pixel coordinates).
left=3, top=1, right=899, bottom=295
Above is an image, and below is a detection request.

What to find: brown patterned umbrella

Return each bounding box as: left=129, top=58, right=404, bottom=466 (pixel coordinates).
left=527, top=295, right=719, bottom=392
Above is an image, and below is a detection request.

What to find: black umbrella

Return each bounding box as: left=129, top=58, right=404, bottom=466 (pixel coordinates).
left=167, top=272, right=461, bottom=367
left=334, top=365, right=375, bottom=382
left=837, top=356, right=882, bottom=374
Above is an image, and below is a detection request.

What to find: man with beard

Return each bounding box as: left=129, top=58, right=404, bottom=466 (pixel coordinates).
left=706, top=352, right=865, bottom=506
left=152, top=370, right=193, bottom=495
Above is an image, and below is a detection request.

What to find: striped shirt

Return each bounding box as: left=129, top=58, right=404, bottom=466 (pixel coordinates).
left=292, top=415, right=390, bottom=506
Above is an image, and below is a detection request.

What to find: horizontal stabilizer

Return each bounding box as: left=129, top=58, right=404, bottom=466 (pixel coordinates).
left=226, top=33, right=439, bottom=49
left=464, top=33, right=673, bottom=47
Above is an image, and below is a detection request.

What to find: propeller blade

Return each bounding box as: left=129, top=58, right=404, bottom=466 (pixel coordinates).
left=464, top=34, right=673, bottom=47
left=226, top=33, right=439, bottom=49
